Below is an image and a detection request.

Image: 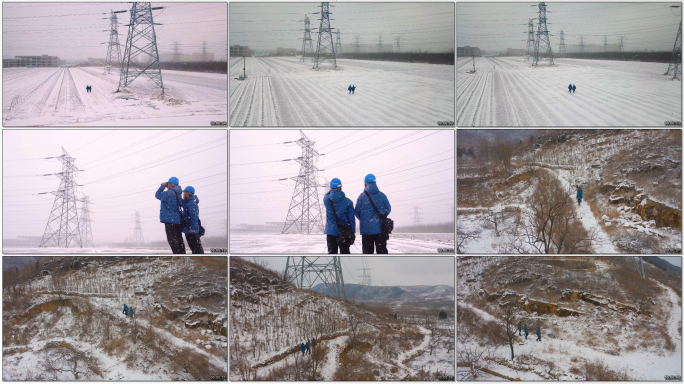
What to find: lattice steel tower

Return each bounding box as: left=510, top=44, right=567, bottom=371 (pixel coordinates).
left=172, top=41, right=181, bottom=62
left=532, top=2, right=554, bottom=66
left=335, top=30, right=342, bottom=54
left=285, top=257, right=346, bottom=300
left=301, top=15, right=315, bottom=62
left=201, top=41, right=208, bottom=61
left=395, top=36, right=402, bottom=53
left=39, top=147, right=83, bottom=248
left=118, top=2, right=164, bottom=94
left=104, top=10, right=123, bottom=74
left=355, top=35, right=361, bottom=54
left=411, top=204, right=421, bottom=226
left=313, top=2, right=337, bottom=69
left=579, top=36, right=585, bottom=53
left=282, top=131, right=324, bottom=234
left=358, top=257, right=372, bottom=286
left=619, top=36, right=624, bottom=52
left=134, top=210, right=145, bottom=244
left=524, top=18, right=535, bottom=61
left=378, top=34, right=383, bottom=53
left=78, top=194, right=95, bottom=248
left=559, top=30, right=566, bottom=57
left=603, top=35, right=608, bottom=52
left=665, top=20, right=682, bottom=80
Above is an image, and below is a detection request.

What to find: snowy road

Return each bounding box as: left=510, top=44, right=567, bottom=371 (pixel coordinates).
left=230, top=57, right=454, bottom=126
left=396, top=326, right=432, bottom=378
left=229, top=233, right=454, bottom=254
left=3, top=67, right=227, bottom=126
left=457, top=56, right=682, bottom=126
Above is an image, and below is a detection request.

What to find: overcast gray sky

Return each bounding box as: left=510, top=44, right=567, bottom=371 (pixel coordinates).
left=230, top=130, right=455, bottom=227
left=660, top=256, right=681, bottom=268
left=2, top=2, right=227, bottom=62
left=230, top=2, right=455, bottom=52
left=3, top=130, right=227, bottom=244
left=457, top=2, right=681, bottom=53
left=247, top=256, right=455, bottom=286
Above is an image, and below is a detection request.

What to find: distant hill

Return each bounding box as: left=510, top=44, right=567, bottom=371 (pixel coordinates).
left=644, top=257, right=682, bottom=276
left=309, top=283, right=454, bottom=302
left=2, top=256, right=40, bottom=271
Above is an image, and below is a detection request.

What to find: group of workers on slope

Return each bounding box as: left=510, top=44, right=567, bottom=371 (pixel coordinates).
left=156, top=177, right=204, bottom=254
left=300, top=338, right=316, bottom=355
left=122, top=304, right=135, bottom=319
left=347, top=85, right=356, bottom=94
left=517, top=322, right=542, bottom=342
left=324, top=174, right=391, bottom=254
left=568, top=84, right=577, bottom=93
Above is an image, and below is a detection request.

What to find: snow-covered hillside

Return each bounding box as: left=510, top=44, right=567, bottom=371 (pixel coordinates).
left=229, top=257, right=454, bottom=380
left=457, top=256, right=682, bottom=381
left=3, top=256, right=228, bottom=380
left=2, top=67, right=227, bottom=126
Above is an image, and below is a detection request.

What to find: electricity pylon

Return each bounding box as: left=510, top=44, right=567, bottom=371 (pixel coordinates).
left=524, top=18, right=535, bottom=61
left=631, top=256, right=645, bottom=279
left=201, top=41, right=208, bottom=61
left=354, top=35, right=361, bottom=54
left=579, top=36, right=585, bottom=53
left=335, top=29, right=342, bottom=55
left=104, top=10, right=123, bottom=74
left=133, top=211, right=145, bottom=244
left=559, top=30, right=566, bottom=57
left=300, top=15, right=315, bottom=62
left=284, top=257, right=346, bottom=300
left=665, top=20, right=682, bottom=80
left=378, top=34, right=383, bottom=53
left=411, top=204, right=421, bottom=226
left=39, top=147, right=83, bottom=248
left=117, top=2, right=164, bottom=94
left=358, top=257, right=372, bottom=286
left=78, top=194, right=95, bottom=248
left=395, top=36, right=402, bottom=53
left=173, top=41, right=181, bottom=62
left=313, top=2, right=337, bottom=69
left=532, top=2, right=554, bottom=66
left=619, top=36, right=624, bottom=52
left=282, top=130, right=324, bottom=234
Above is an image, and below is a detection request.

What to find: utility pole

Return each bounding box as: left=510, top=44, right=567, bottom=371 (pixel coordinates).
left=665, top=20, right=682, bottom=80
left=117, top=2, right=164, bottom=94
left=78, top=194, right=94, bottom=248
left=559, top=30, right=566, bottom=57
left=603, top=35, right=608, bottom=52
left=411, top=204, right=421, bottom=226
left=524, top=18, right=535, bottom=61
left=201, top=41, right=208, bottom=62
left=313, top=2, right=337, bottom=69
left=39, top=147, right=83, bottom=248
left=133, top=210, right=145, bottom=244
left=282, top=131, right=324, bottom=234
left=173, top=41, right=181, bottom=62
left=579, top=36, right=585, bottom=53
left=300, top=15, right=315, bottom=62
left=284, top=257, right=346, bottom=300
left=104, top=10, right=123, bottom=74
left=532, top=2, right=554, bottom=66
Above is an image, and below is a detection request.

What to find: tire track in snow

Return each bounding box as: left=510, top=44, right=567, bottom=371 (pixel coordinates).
left=270, top=76, right=306, bottom=126
left=241, top=77, right=259, bottom=126
left=31, top=68, right=65, bottom=115
left=230, top=78, right=254, bottom=125
left=297, top=77, right=360, bottom=125
left=493, top=71, right=520, bottom=126
left=267, top=78, right=281, bottom=126
left=457, top=71, right=486, bottom=125
left=506, top=70, right=559, bottom=126
left=498, top=71, right=542, bottom=126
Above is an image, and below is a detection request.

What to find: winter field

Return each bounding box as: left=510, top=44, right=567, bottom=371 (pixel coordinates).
left=2, top=247, right=227, bottom=254
left=229, top=56, right=455, bottom=126
left=229, top=232, right=454, bottom=254
left=457, top=56, right=682, bottom=126
left=2, top=67, right=227, bottom=126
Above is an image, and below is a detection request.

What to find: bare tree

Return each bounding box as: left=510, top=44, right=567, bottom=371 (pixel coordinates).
left=456, top=343, right=496, bottom=380
left=347, top=312, right=360, bottom=345
left=492, top=304, right=517, bottom=360
left=457, top=228, right=481, bottom=254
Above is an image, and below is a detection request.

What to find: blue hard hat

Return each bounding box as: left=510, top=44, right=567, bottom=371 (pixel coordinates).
left=184, top=186, right=195, bottom=194
left=364, top=174, right=376, bottom=183
left=168, top=176, right=179, bottom=185
left=330, top=178, right=342, bottom=189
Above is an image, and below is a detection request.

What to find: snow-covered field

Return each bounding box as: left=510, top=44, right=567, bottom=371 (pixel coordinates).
left=229, top=232, right=454, bottom=254
left=229, top=56, right=455, bottom=126
left=457, top=56, right=682, bottom=126
left=2, top=67, right=227, bottom=126
left=2, top=247, right=227, bottom=254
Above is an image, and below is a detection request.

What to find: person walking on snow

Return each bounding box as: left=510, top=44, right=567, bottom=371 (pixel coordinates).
left=129, top=307, right=134, bottom=319
left=524, top=325, right=529, bottom=340
left=123, top=304, right=129, bottom=318
left=348, top=84, right=352, bottom=94
left=312, top=338, right=316, bottom=350
left=300, top=343, right=306, bottom=355
left=306, top=340, right=311, bottom=354
left=572, top=84, right=576, bottom=93
left=568, top=83, right=572, bottom=93
left=518, top=322, right=522, bottom=336
left=577, top=186, right=583, bottom=206
left=536, top=326, right=542, bottom=342
left=351, top=85, right=356, bottom=94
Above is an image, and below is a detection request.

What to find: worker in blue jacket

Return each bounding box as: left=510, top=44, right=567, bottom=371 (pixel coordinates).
left=155, top=177, right=185, bottom=254
left=181, top=186, right=203, bottom=254
left=324, top=178, right=356, bottom=254
left=355, top=174, right=391, bottom=254
left=536, top=326, right=542, bottom=342
left=577, top=186, right=583, bottom=206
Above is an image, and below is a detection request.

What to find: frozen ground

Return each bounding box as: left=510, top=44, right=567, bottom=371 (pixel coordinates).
left=457, top=56, right=682, bottom=126
left=230, top=56, right=454, bottom=126
left=1, top=246, right=227, bottom=254
left=229, top=232, right=454, bottom=254
left=2, top=67, right=227, bottom=126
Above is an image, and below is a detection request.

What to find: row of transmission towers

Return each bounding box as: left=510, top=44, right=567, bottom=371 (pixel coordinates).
left=358, top=257, right=372, bottom=286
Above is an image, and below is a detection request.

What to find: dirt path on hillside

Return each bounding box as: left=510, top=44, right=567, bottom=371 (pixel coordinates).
left=396, top=326, right=432, bottom=378
left=252, top=332, right=348, bottom=369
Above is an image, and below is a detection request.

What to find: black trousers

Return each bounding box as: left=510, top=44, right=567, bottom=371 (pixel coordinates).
left=362, top=234, right=388, bottom=254
left=164, top=223, right=186, bottom=254
left=327, top=235, right=350, bottom=254
left=185, top=233, right=205, bottom=254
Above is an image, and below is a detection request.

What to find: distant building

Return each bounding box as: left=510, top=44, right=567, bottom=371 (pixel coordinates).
left=457, top=46, right=482, bottom=57
left=3, top=54, right=61, bottom=68
left=276, top=47, right=297, bottom=56
left=230, top=45, right=254, bottom=57
left=506, top=48, right=525, bottom=56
